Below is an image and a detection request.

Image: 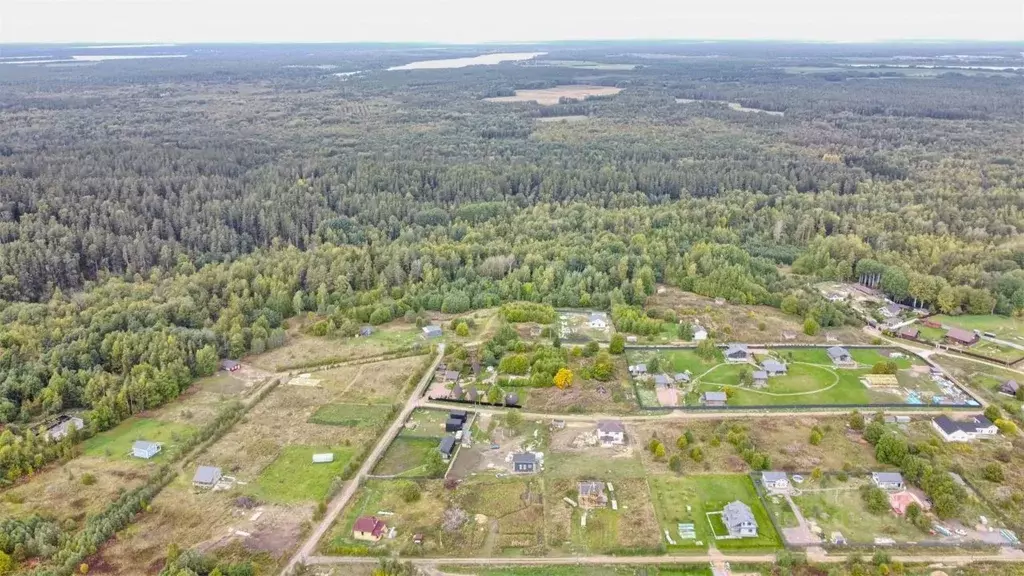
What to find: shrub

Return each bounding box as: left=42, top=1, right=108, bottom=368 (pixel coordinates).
left=609, top=334, right=625, bottom=354
left=982, top=463, right=1005, bottom=483
left=80, top=473, right=97, bottom=486
left=803, top=317, right=820, bottom=336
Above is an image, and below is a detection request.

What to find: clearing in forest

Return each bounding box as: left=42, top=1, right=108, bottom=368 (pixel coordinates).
left=485, top=86, right=622, bottom=105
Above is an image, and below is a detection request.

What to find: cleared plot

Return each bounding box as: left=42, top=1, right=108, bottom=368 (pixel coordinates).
left=317, top=355, right=424, bottom=404
left=930, top=314, right=1024, bottom=342
left=83, top=417, right=196, bottom=461
left=932, top=355, right=1021, bottom=407
left=545, top=477, right=660, bottom=553
left=0, top=456, right=148, bottom=524
left=970, top=340, right=1023, bottom=363
left=545, top=448, right=646, bottom=480
left=247, top=323, right=422, bottom=371
left=373, top=437, right=441, bottom=477
left=485, top=86, right=622, bottom=106
left=649, top=474, right=781, bottom=550
left=247, top=445, right=355, bottom=503
left=792, top=478, right=923, bottom=543
left=848, top=348, right=923, bottom=369
left=154, top=372, right=250, bottom=427
left=309, top=403, right=394, bottom=427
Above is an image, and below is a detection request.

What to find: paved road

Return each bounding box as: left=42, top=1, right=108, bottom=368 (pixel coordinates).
left=303, top=547, right=1024, bottom=567
left=281, top=343, right=446, bottom=575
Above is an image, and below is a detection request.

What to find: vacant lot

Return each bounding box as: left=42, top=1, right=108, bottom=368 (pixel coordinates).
left=545, top=477, right=660, bottom=553
left=83, top=417, right=196, bottom=461
left=248, top=445, right=356, bottom=503
left=309, top=403, right=394, bottom=427
left=932, top=355, right=1022, bottom=412
left=931, top=314, right=1024, bottom=343
left=485, top=86, right=623, bottom=105
left=373, top=437, right=442, bottom=477
left=649, top=474, right=781, bottom=550
left=248, top=323, right=422, bottom=372
left=791, top=478, right=923, bottom=543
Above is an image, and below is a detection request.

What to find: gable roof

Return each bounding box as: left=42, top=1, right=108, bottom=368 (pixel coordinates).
left=193, top=466, right=221, bottom=484
left=438, top=435, right=456, bottom=455
left=674, top=372, right=690, bottom=382
left=762, top=471, right=788, bottom=483
left=220, top=359, right=240, bottom=370
left=653, top=374, right=672, bottom=386
left=422, top=325, right=442, bottom=336
left=946, top=327, right=976, bottom=343
left=578, top=481, right=605, bottom=495
left=1001, top=379, right=1019, bottom=394
left=934, top=414, right=995, bottom=435
left=722, top=501, right=756, bottom=528
left=597, top=420, right=625, bottom=434
left=353, top=516, right=386, bottom=537
left=133, top=440, right=159, bottom=452
left=724, top=344, right=748, bottom=357
left=752, top=370, right=768, bottom=380
left=703, top=391, right=727, bottom=402
left=827, top=346, right=850, bottom=360
left=512, top=452, right=537, bottom=465
left=884, top=303, right=902, bottom=314
left=762, top=359, right=786, bottom=372
left=872, top=471, right=903, bottom=484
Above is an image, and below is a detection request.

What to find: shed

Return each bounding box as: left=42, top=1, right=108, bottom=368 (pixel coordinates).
left=702, top=391, right=727, bottom=406
left=724, top=344, right=749, bottom=362
left=1000, top=380, right=1020, bottom=397
left=445, top=417, right=464, bottom=433
left=438, top=435, right=457, bottom=460
left=422, top=325, right=442, bottom=339
left=312, top=453, right=335, bottom=463
left=193, top=466, right=222, bottom=488
left=448, top=410, right=468, bottom=422
left=220, top=359, right=241, bottom=372
left=132, top=440, right=161, bottom=459
left=511, top=452, right=539, bottom=474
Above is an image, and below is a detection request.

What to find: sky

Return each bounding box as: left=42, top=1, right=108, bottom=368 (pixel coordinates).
left=3, top=0, right=1023, bottom=44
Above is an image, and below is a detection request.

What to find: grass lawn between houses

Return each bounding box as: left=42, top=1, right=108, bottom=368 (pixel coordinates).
left=648, top=474, right=781, bottom=551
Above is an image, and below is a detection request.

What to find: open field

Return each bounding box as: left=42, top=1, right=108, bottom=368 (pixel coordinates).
left=248, top=445, right=356, bottom=503
left=247, top=321, right=423, bottom=372
left=930, top=315, right=1024, bottom=343
left=931, top=355, right=1022, bottom=414
left=401, top=408, right=454, bottom=438
left=969, top=340, right=1023, bottom=363
left=649, top=474, right=781, bottom=550
left=312, top=354, right=423, bottom=403
left=485, top=86, right=623, bottom=105
left=309, top=403, right=395, bottom=427
left=644, top=287, right=871, bottom=345
left=83, top=417, right=196, bottom=461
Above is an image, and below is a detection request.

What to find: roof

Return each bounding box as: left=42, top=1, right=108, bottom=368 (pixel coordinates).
left=674, top=372, right=690, bottom=382
left=193, top=466, right=221, bottom=484
left=885, top=303, right=902, bottom=314
left=449, top=410, right=468, bottom=419
left=597, top=420, right=625, bottom=434
left=1001, top=380, right=1019, bottom=393
left=725, top=344, right=748, bottom=357
left=722, top=501, right=756, bottom=527
left=762, top=359, right=786, bottom=372
left=353, top=516, right=386, bottom=536
left=422, top=325, right=442, bottom=336
left=653, top=374, right=672, bottom=386
left=762, top=471, right=788, bottom=483
left=312, top=453, right=334, bottom=463
left=438, top=435, right=456, bottom=454
left=752, top=370, right=768, bottom=380
left=220, top=359, right=240, bottom=369
left=704, top=391, right=727, bottom=401
left=589, top=312, right=608, bottom=322
left=946, top=327, right=976, bottom=343
left=444, top=370, right=460, bottom=381
left=578, top=481, right=605, bottom=495
left=445, top=417, right=463, bottom=428
left=872, top=472, right=903, bottom=484
left=512, top=452, right=537, bottom=465
left=133, top=440, right=159, bottom=452
left=900, top=327, right=919, bottom=337
left=505, top=392, right=519, bottom=404
left=466, top=386, right=479, bottom=401
left=451, top=383, right=464, bottom=397
left=934, top=414, right=995, bottom=435
left=630, top=363, right=647, bottom=372
left=827, top=346, right=850, bottom=359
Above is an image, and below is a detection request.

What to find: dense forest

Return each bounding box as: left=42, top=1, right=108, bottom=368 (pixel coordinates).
left=1, top=41, right=1023, bottom=482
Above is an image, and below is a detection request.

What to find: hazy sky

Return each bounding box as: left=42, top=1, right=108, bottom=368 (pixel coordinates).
left=4, top=0, right=1023, bottom=44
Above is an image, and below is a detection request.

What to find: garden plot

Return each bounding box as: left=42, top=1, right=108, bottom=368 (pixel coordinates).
left=545, top=477, right=660, bottom=553
left=557, top=310, right=613, bottom=343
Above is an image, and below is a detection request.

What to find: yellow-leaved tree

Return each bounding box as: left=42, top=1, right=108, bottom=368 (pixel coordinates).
left=553, top=368, right=574, bottom=389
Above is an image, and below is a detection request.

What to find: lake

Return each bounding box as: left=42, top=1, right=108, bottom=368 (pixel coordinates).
left=388, top=52, right=545, bottom=71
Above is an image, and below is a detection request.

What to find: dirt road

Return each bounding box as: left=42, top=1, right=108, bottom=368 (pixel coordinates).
left=280, top=343, right=445, bottom=575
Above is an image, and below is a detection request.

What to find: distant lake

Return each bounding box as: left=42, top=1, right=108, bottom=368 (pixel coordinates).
left=1, top=54, right=188, bottom=65
left=388, top=52, right=545, bottom=71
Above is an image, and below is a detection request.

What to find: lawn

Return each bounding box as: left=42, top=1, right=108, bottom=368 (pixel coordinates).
left=309, top=403, right=394, bottom=427
left=648, top=474, right=781, bottom=550
left=930, top=314, right=1024, bottom=342
left=545, top=450, right=646, bottom=479
left=791, top=479, right=925, bottom=544
left=915, top=325, right=946, bottom=343
left=636, top=349, right=715, bottom=376
left=849, top=348, right=923, bottom=369
left=695, top=366, right=871, bottom=406
left=970, top=340, right=1023, bottom=363
left=83, top=417, right=196, bottom=460
left=402, top=408, right=455, bottom=438
left=246, top=445, right=355, bottom=503
left=373, top=437, right=441, bottom=477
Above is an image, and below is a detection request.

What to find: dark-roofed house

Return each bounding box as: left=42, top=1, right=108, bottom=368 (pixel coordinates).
left=871, top=472, right=904, bottom=491
left=445, top=418, right=464, bottom=433
left=931, top=414, right=998, bottom=442
left=724, top=344, right=750, bottom=363
left=448, top=410, right=468, bottom=422
left=899, top=326, right=919, bottom=340
left=511, top=452, right=539, bottom=474
left=880, top=303, right=903, bottom=318
left=827, top=346, right=855, bottom=367
left=702, top=391, right=727, bottom=406
left=466, top=386, right=479, bottom=403
left=722, top=501, right=758, bottom=538
left=1001, top=380, right=1020, bottom=397
left=761, top=359, right=787, bottom=376
left=674, top=372, right=691, bottom=383
left=132, top=440, right=161, bottom=459
left=422, top=325, right=443, bottom=339
left=353, top=516, right=388, bottom=542
left=438, top=436, right=457, bottom=460
left=443, top=370, right=460, bottom=383
left=653, top=374, right=672, bottom=388
left=945, top=327, right=978, bottom=346
left=193, top=466, right=222, bottom=489
left=762, top=471, right=789, bottom=491
left=450, top=383, right=464, bottom=399
left=597, top=420, right=626, bottom=446
left=220, top=359, right=241, bottom=372
left=577, top=481, right=608, bottom=508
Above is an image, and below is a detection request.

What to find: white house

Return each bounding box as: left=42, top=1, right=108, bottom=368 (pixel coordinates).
left=931, top=415, right=999, bottom=442
left=761, top=471, right=790, bottom=492
left=871, top=472, right=904, bottom=491
left=596, top=420, right=625, bottom=446
left=132, top=440, right=161, bottom=459
left=692, top=325, right=708, bottom=341
left=589, top=312, right=609, bottom=330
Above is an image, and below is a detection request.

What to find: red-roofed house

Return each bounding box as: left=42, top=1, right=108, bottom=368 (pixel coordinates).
left=945, top=327, right=978, bottom=346
left=353, top=516, right=388, bottom=542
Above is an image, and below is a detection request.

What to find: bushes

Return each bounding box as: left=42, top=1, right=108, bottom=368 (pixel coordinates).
left=871, top=360, right=898, bottom=375
left=861, top=485, right=890, bottom=514
left=500, top=302, right=555, bottom=324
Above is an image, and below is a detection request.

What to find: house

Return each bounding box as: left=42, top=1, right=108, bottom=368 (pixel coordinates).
left=588, top=312, right=609, bottom=329
left=312, top=453, right=334, bottom=463
left=692, top=325, right=708, bottom=341
left=871, top=472, right=904, bottom=491
left=827, top=292, right=845, bottom=302
left=442, top=370, right=460, bottom=383
left=445, top=417, right=464, bottom=433
left=761, top=471, right=790, bottom=492
left=353, top=516, right=388, bottom=542
left=438, top=435, right=457, bottom=460
left=45, top=415, right=85, bottom=441
left=880, top=303, right=903, bottom=318
left=899, top=326, right=919, bottom=339
left=422, top=325, right=442, bottom=339
left=132, top=440, right=161, bottom=459
left=999, top=380, right=1019, bottom=397
left=724, top=344, right=750, bottom=363
left=628, top=364, right=648, bottom=376
left=653, top=374, right=672, bottom=388
left=673, top=372, right=691, bottom=384
left=702, top=391, right=728, bottom=407
left=945, top=327, right=978, bottom=346
left=359, top=326, right=374, bottom=337
left=752, top=371, right=768, bottom=388
left=511, top=452, right=540, bottom=474
left=721, top=501, right=758, bottom=538
left=577, top=481, right=608, bottom=508
left=220, top=359, right=241, bottom=372
left=192, top=466, right=222, bottom=489
left=450, top=383, right=464, bottom=399
left=465, top=386, right=479, bottom=403
left=448, top=410, right=468, bottom=422
left=931, top=414, right=998, bottom=442
left=597, top=420, right=626, bottom=446
left=827, top=346, right=855, bottom=367
left=761, top=359, right=787, bottom=376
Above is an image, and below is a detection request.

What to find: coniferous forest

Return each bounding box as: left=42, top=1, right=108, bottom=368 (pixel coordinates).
left=1, top=41, right=1023, bottom=483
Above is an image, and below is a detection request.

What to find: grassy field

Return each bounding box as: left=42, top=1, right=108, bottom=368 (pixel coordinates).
left=545, top=477, right=661, bottom=554
left=931, top=355, right=1022, bottom=413
left=309, top=403, right=394, bottom=427
left=791, top=478, right=923, bottom=543
left=930, top=314, right=1024, bottom=342
left=83, top=417, right=196, bottom=460
left=970, top=340, right=1024, bottom=363
left=373, top=437, right=441, bottom=477
left=246, top=445, right=355, bottom=503
left=401, top=408, right=454, bottom=438
left=648, top=474, right=781, bottom=550
left=545, top=450, right=646, bottom=479
left=248, top=321, right=422, bottom=371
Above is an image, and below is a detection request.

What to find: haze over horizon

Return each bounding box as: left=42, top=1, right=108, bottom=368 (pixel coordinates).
left=4, top=0, right=1023, bottom=44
